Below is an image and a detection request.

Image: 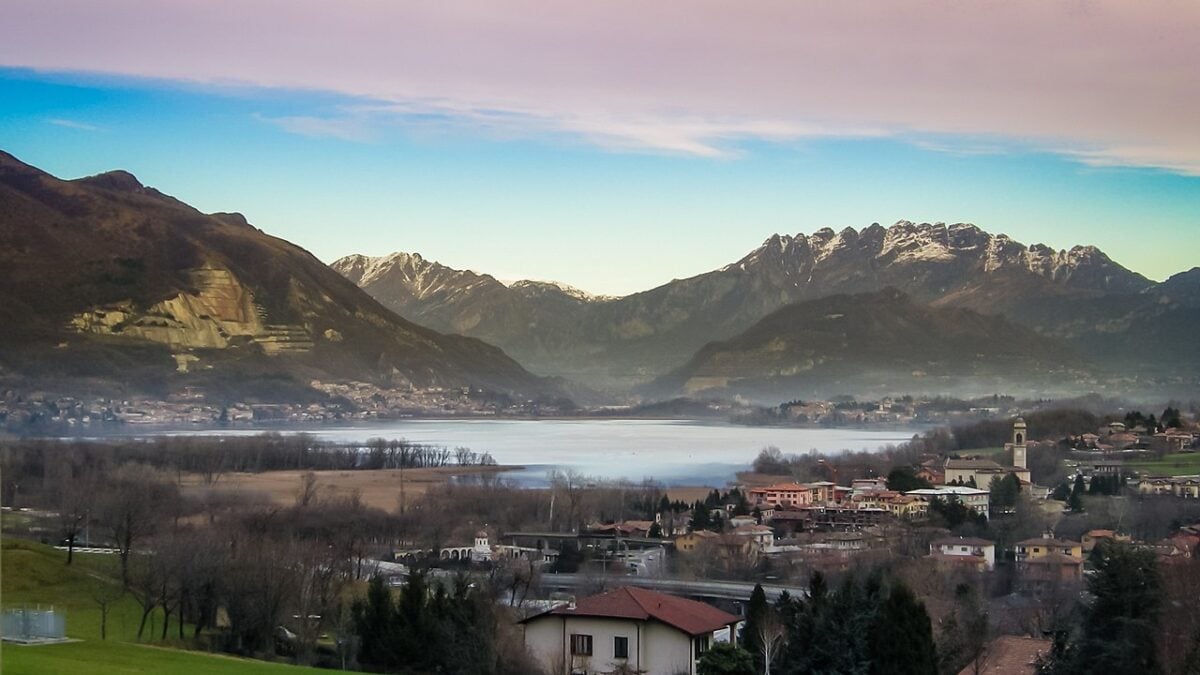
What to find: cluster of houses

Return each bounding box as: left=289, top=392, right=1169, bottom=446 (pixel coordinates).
left=929, top=533, right=1084, bottom=593
left=1073, top=420, right=1198, bottom=454
left=1136, top=475, right=1200, bottom=498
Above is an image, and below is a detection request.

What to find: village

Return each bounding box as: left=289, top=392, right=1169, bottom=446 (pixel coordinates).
left=361, top=417, right=1200, bottom=674
left=3, top=411, right=1199, bottom=674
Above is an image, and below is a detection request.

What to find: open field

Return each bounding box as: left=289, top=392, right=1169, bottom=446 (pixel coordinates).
left=2, top=538, right=157, bottom=643
left=180, top=467, right=722, bottom=511
left=1, top=540, right=326, bottom=674
left=178, top=465, right=519, bottom=511
left=3, top=640, right=328, bottom=675
left=1124, top=452, right=1200, bottom=477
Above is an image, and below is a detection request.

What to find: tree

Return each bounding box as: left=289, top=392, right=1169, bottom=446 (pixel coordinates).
left=91, top=581, right=125, bottom=641
left=754, top=608, right=787, bottom=675
left=97, top=464, right=176, bottom=586
left=698, top=642, right=755, bottom=675
left=53, top=466, right=95, bottom=565
left=1051, top=481, right=1071, bottom=501
left=938, top=583, right=989, bottom=675
left=742, top=584, right=769, bottom=669
left=1068, top=475, right=1086, bottom=513
left=868, top=582, right=938, bottom=675
left=989, top=473, right=1021, bottom=514
left=1039, top=542, right=1163, bottom=674
left=887, top=466, right=932, bottom=492
left=1162, top=406, right=1183, bottom=429
left=296, top=471, right=320, bottom=507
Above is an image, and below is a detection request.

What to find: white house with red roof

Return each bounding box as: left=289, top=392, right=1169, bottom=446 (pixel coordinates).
left=521, top=586, right=741, bottom=675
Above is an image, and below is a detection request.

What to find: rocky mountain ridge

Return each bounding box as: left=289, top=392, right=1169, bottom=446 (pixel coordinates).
left=338, top=220, right=1191, bottom=392
left=0, top=151, right=564, bottom=402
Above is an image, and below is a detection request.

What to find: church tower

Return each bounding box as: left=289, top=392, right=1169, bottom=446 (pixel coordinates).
left=1012, top=418, right=1028, bottom=469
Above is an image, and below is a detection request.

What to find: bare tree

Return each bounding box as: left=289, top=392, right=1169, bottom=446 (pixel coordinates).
left=755, top=609, right=787, bottom=675
left=90, top=581, right=125, bottom=641
left=491, top=556, right=541, bottom=608
left=291, top=542, right=348, bottom=665
left=97, top=464, right=175, bottom=586
left=296, top=472, right=320, bottom=508
left=549, top=469, right=588, bottom=532
left=54, top=468, right=95, bottom=565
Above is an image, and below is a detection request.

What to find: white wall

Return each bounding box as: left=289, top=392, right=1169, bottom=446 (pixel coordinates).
left=524, top=615, right=697, bottom=675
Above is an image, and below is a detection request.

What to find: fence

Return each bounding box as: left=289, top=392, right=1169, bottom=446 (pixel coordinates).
left=1, top=606, right=67, bottom=643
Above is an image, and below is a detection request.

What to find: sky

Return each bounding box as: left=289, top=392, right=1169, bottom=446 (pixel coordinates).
left=0, top=1, right=1197, bottom=296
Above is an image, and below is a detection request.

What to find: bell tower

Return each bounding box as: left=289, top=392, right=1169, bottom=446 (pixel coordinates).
left=1012, top=417, right=1028, bottom=469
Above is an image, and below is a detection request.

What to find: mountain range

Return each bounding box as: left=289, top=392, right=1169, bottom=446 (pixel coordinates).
left=641, top=288, right=1092, bottom=401
left=0, top=151, right=563, bottom=402
left=3, top=148, right=1193, bottom=406
left=335, top=223, right=1200, bottom=397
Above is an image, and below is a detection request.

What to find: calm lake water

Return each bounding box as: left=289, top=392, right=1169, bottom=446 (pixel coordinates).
left=146, top=419, right=916, bottom=486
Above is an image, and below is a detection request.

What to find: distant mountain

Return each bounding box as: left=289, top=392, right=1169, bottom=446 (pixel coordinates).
left=338, top=221, right=1191, bottom=393
left=0, top=151, right=564, bottom=402
left=641, top=289, right=1093, bottom=402
left=331, top=252, right=602, bottom=373
left=1158, top=267, right=1200, bottom=307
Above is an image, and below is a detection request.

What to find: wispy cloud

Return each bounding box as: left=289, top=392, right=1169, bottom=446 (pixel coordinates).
left=47, top=117, right=100, bottom=131
left=4, top=1, right=1199, bottom=171
left=255, top=112, right=374, bottom=142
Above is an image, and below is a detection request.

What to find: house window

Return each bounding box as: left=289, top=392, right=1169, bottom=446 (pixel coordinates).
left=570, top=634, right=593, bottom=656
left=614, top=636, right=629, bottom=659
left=694, top=635, right=710, bottom=659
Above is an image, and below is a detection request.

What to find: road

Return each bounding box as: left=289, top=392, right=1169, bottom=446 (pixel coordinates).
left=538, top=573, right=806, bottom=604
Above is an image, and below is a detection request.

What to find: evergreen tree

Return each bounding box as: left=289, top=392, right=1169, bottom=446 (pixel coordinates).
left=742, top=584, right=769, bottom=671
left=1162, top=406, right=1183, bottom=429
left=868, top=582, right=938, bottom=675
left=887, top=466, right=932, bottom=492
left=1069, top=475, right=1086, bottom=512
left=990, top=473, right=1021, bottom=512
left=1050, top=481, right=1071, bottom=501
left=698, top=642, right=755, bottom=675
left=352, top=575, right=396, bottom=668
left=1039, top=542, right=1163, bottom=674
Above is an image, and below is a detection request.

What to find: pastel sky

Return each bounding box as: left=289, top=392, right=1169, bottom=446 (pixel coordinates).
left=0, top=1, right=1197, bottom=295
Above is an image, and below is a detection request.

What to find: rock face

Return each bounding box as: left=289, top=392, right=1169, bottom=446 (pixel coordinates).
left=0, top=150, right=564, bottom=401
left=337, top=221, right=1190, bottom=392
left=642, top=288, right=1091, bottom=402
left=68, top=266, right=315, bottom=352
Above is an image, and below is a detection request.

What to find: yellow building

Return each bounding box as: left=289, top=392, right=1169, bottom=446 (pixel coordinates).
left=1014, top=536, right=1082, bottom=562
left=673, top=530, right=718, bottom=553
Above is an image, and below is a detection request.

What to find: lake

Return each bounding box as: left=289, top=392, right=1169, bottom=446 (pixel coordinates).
left=145, top=419, right=917, bottom=486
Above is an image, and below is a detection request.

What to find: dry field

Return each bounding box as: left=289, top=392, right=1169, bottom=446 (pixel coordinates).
left=179, top=467, right=724, bottom=512
left=179, top=465, right=519, bottom=511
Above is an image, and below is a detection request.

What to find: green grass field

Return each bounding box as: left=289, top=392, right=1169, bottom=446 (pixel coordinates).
left=1125, top=452, right=1200, bottom=477
left=0, top=539, right=324, bottom=674
left=2, top=640, right=328, bottom=675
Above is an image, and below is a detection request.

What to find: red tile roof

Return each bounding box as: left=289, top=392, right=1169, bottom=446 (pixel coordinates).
left=529, top=586, right=739, bottom=636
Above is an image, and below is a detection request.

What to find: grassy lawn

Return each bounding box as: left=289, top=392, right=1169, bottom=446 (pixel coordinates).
left=1, top=539, right=324, bottom=674
left=2, top=539, right=162, bottom=643
left=1125, top=452, right=1200, bottom=477
left=2, top=640, right=327, bottom=675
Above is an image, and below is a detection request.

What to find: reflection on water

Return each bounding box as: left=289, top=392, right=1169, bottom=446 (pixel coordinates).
left=144, top=419, right=916, bottom=486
